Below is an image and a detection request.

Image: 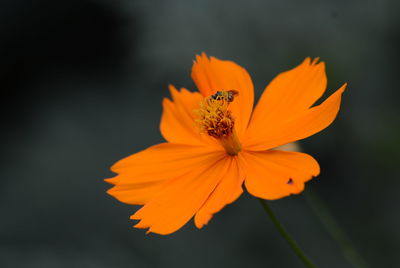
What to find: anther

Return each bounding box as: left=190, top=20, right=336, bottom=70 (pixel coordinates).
left=194, top=90, right=242, bottom=155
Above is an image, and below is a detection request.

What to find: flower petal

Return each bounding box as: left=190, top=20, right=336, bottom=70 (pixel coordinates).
left=107, top=181, right=167, bottom=205
left=240, top=150, right=320, bottom=200
left=160, top=85, right=218, bottom=146
left=247, top=58, right=327, bottom=136
left=131, top=156, right=231, bottom=235
left=191, top=53, right=254, bottom=138
left=106, top=143, right=225, bottom=205
left=194, top=156, right=244, bottom=228
left=244, top=83, right=347, bottom=151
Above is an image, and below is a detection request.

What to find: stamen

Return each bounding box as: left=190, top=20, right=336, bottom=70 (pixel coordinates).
left=194, top=90, right=242, bottom=155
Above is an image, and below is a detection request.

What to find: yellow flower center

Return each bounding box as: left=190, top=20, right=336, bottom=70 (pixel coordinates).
left=194, top=90, right=242, bottom=155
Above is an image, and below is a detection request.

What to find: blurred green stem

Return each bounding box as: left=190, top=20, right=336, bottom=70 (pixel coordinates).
left=258, top=198, right=317, bottom=268
left=304, top=190, right=368, bottom=268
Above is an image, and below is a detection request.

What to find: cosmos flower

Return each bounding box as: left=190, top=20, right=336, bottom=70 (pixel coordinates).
left=106, top=53, right=347, bottom=235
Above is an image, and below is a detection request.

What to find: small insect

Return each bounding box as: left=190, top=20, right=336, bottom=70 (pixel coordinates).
left=210, top=90, right=239, bottom=102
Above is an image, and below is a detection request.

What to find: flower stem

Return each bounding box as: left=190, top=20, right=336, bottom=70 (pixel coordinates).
left=258, top=198, right=317, bottom=268
left=304, top=190, right=369, bottom=268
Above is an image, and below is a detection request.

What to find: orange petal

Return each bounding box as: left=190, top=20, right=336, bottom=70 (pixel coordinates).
left=107, top=181, right=167, bottom=205
left=160, top=85, right=217, bottom=146
left=240, top=150, right=320, bottom=200
left=247, top=58, right=327, bottom=137
left=106, top=143, right=225, bottom=205
left=191, top=53, right=254, bottom=138
left=244, top=83, right=347, bottom=151
left=131, top=156, right=231, bottom=235
left=194, top=156, right=244, bottom=228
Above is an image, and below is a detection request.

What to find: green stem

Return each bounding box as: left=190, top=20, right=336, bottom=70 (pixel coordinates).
left=304, top=190, right=369, bottom=268
left=258, top=198, right=317, bottom=268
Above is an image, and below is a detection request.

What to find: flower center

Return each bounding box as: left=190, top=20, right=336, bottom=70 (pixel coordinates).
left=194, top=90, right=242, bottom=155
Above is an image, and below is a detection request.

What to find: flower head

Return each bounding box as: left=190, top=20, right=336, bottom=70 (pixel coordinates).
left=106, top=53, right=347, bottom=235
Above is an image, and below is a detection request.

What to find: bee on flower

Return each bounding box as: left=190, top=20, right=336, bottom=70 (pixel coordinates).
left=210, top=90, right=239, bottom=102
left=105, top=53, right=347, bottom=235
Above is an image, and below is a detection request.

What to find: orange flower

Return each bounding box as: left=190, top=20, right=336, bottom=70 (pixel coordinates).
left=106, top=53, right=347, bottom=235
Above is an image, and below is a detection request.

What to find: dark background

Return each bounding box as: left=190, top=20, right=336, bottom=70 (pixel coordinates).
left=1, top=0, right=399, bottom=267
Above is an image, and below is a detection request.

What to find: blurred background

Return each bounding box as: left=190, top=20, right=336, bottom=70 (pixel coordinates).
left=1, top=0, right=399, bottom=267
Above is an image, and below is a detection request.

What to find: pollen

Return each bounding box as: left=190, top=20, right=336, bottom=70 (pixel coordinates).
left=194, top=90, right=242, bottom=155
